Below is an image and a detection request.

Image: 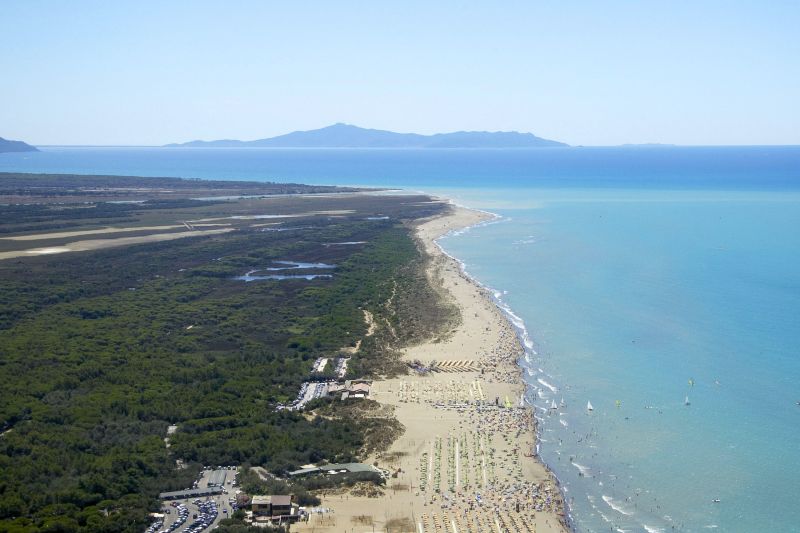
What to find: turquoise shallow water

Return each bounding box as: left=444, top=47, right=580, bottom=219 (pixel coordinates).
left=437, top=189, right=800, bottom=532
left=2, top=147, right=800, bottom=531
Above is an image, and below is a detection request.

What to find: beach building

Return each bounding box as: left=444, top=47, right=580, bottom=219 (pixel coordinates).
left=250, top=495, right=301, bottom=523
left=345, top=382, right=370, bottom=399
left=287, top=378, right=371, bottom=411
left=326, top=379, right=371, bottom=400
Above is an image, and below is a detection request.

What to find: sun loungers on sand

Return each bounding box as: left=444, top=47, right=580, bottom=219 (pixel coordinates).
left=294, top=207, right=567, bottom=533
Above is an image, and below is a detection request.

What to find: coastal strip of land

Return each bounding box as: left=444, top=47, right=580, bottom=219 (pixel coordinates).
left=0, top=175, right=451, bottom=532
left=297, top=205, right=568, bottom=533
left=0, top=172, right=565, bottom=532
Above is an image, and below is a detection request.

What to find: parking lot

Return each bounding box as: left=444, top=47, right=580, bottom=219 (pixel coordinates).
left=154, top=467, right=240, bottom=533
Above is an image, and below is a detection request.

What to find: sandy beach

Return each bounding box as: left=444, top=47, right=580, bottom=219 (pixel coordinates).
left=294, top=205, right=568, bottom=533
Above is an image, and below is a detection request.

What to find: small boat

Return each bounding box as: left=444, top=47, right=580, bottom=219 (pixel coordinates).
left=685, top=395, right=691, bottom=406
left=586, top=401, right=594, bottom=411
left=712, top=499, right=721, bottom=503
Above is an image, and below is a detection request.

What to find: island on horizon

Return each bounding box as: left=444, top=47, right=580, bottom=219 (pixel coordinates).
left=165, top=122, right=568, bottom=149
left=0, top=137, right=38, bottom=153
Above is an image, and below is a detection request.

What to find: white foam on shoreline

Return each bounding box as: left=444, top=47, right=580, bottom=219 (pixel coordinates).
left=434, top=205, right=673, bottom=533
left=523, top=337, right=534, bottom=349
left=434, top=205, right=687, bottom=533
left=433, top=207, right=577, bottom=528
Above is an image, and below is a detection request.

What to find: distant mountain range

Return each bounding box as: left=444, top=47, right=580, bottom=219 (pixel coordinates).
left=0, top=137, right=38, bottom=153
left=165, top=123, right=567, bottom=148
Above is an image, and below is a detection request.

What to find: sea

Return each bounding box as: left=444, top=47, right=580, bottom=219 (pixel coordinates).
left=2, top=146, right=799, bottom=532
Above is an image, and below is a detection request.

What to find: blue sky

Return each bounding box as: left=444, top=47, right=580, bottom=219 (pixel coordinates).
left=2, top=1, right=798, bottom=145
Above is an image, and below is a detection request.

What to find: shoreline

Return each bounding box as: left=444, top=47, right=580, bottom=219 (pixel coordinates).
left=296, top=202, right=568, bottom=532
left=410, top=202, right=571, bottom=532
left=430, top=204, right=575, bottom=531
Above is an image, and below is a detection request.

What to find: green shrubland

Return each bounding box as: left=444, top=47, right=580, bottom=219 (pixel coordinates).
left=0, top=192, right=445, bottom=532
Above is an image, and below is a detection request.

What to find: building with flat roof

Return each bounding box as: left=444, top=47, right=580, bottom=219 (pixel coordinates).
left=326, top=380, right=371, bottom=401
left=251, top=495, right=299, bottom=522
left=207, top=469, right=227, bottom=487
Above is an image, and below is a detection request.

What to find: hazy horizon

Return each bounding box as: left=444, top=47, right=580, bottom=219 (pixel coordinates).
left=2, top=1, right=799, bottom=146
left=22, top=122, right=800, bottom=148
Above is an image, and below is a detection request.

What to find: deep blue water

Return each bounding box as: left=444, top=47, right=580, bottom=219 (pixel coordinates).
left=2, top=147, right=799, bottom=532
left=2, top=145, right=799, bottom=190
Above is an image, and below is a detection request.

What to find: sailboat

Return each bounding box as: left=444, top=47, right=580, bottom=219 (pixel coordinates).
left=550, top=399, right=558, bottom=410
left=560, top=397, right=566, bottom=407
left=684, top=395, right=691, bottom=406
left=586, top=401, right=594, bottom=411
